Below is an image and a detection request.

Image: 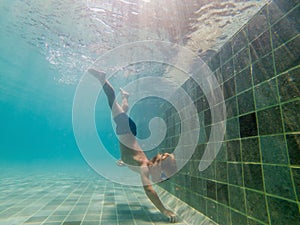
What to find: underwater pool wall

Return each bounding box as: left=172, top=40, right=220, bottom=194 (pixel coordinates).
left=159, top=1, right=300, bottom=224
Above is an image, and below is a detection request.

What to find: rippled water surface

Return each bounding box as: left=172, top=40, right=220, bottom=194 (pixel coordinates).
left=1, top=0, right=268, bottom=84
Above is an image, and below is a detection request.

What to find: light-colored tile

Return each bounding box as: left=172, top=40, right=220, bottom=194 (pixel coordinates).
left=0, top=171, right=217, bottom=225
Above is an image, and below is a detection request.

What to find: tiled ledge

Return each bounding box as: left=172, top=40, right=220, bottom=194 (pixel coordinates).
left=156, top=186, right=218, bottom=225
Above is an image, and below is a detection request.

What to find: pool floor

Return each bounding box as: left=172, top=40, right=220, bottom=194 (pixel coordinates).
left=0, top=168, right=216, bottom=225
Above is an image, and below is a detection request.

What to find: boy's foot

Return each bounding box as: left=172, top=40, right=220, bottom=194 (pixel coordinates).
left=120, top=88, right=129, bottom=98
left=88, top=68, right=106, bottom=83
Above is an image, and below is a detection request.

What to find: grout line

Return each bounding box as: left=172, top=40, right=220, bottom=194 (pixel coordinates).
left=0, top=177, right=51, bottom=217
left=7, top=179, right=59, bottom=223
left=269, top=0, right=300, bottom=212
left=60, top=181, right=90, bottom=225
left=31, top=183, right=75, bottom=224
left=80, top=182, right=98, bottom=225
left=273, top=57, right=300, bottom=219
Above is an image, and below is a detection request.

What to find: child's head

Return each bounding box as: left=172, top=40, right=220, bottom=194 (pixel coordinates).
left=149, top=153, right=177, bottom=182
left=161, top=153, right=177, bottom=177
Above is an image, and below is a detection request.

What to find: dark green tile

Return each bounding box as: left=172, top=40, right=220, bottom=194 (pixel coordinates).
left=220, top=41, right=233, bottom=65
left=210, top=52, right=221, bottom=72
left=243, top=164, right=264, bottom=191
left=267, top=2, right=285, bottom=25
left=217, top=204, right=230, bottom=225
left=214, top=68, right=223, bottom=85
left=204, top=126, right=211, bottom=141
left=216, top=161, right=228, bottom=183
left=190, top=176, right=199, bottom=193
left=241, top=137, right=261, bottom=163
left=222, top=58, right=234, bottom=81
left=232, top=28, right=248, bottom=54
left=225, top=97, right=238, bottom=119
left=282, top=100, right=300, bottom=132
left=252, top=54, right=275, bottom=85
left=273, top=0, right=299, bottom=15
left=245, top=190, right=269, bottom=223
left=189, top=192, right=201, bottom=211
left=227, top=163, right=243, bottom=186
left=263, top=165, right=296, bottom=200
left=239, top=113, right=258, bottom=138
left=254, top=79, right=279, bottom=110
left=247, top=217, right=266, bottom=225
left=198, top=195, right=207, bottom=214
left=234, top=47, right=250, bottom=73
left=196, top=96, right=209, bottom=112
left=235, top=67, right=252, bottom=94
left=207, top=200, right=218, bottom=222
left=286, top=134, right=300, bottom=165
left=250, top=30, right=272, bottom=62
left=247, top=7, right=268, bottom=42
left=217, top=183, right=229, bottom=205
left=286, top=4, right=300, bottom=31
left=175, top=173, right=185, bottom=186
left=229, top=185, right=246, bottom=212
left=190, top=160, right=200, bottom=177
left=237, top=89, right=255, bottom=115
left=197, top=178, right=207, bottom=196
left=230, top=210, right=247, bottom=225
left=227, top=140, right=241, bottom=162
left=196, top=83, right=205, bottom=97
left=207, top=180, right=216, bottom=200
left=267, top=196, right=300, bottom=225
left=274, top=35, right=300, bottom=75
left=260, top=135, right=288, bottom=164
left=223, top=77, right=236, bottom=100
left=201, top=161, right=216, bottom=180
left=277, top=67, right=300, bottom=102
left=291, top=168, right=300, bottom=200
left=226, top=117, right=240, bottom=140
left=216, top=142, right=227, bottom=162
left=181, top=189, right=191, bottom=206
left=271, top=7, right=300, bottom=49
left=257, top=106, right=283, bottom=135
left=182, top=78, right=193, bottom=93
left=204, top=108, right=212, bottom=127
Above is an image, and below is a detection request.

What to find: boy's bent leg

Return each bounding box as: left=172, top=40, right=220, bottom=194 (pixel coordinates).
left=120, top=88, right=129, bottom=113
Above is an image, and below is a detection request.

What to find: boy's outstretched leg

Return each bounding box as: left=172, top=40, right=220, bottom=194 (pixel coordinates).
left=88, top=68, right=106, bottom=85
left=88, top=68, right=123, bottom=117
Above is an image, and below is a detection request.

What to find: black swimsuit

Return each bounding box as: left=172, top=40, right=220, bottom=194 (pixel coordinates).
left=113, top=113, right=137, bottom=136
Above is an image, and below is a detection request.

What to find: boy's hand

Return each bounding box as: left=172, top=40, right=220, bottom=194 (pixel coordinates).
left=163, top=209, right=177, bottom=223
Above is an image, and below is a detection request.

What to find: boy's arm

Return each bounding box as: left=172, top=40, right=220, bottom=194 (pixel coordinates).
left=140, top=167, right=177, bottom=223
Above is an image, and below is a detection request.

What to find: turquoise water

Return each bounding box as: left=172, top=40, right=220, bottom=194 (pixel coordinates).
left=0, top=1, right=168, bottom=167
left=0, top=0, right=266, bottom=168
left=0, top=31, right=79, bottom=164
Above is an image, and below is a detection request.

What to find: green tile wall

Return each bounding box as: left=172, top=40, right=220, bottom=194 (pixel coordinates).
left=159, top=1, right=300, bottom=224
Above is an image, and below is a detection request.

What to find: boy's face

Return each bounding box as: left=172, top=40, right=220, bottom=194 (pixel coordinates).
left=150, top=153, right=176, bottom=182
left=161, top=153, right=177, bottom=177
